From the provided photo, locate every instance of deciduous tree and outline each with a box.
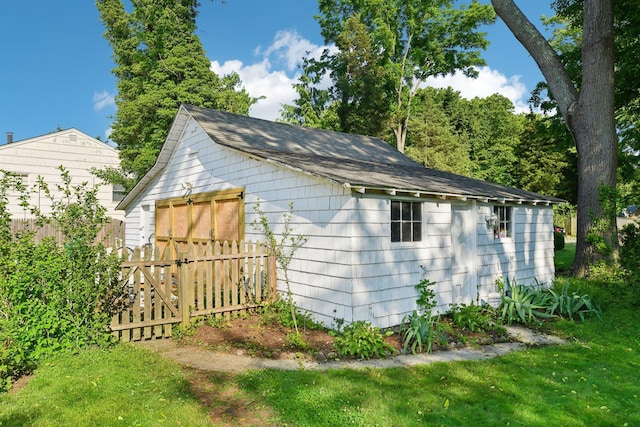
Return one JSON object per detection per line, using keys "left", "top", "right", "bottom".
{"left": 491, "top": 0, "right": 616, "bottom": 276}
{"left": 284, "top": 0, "right": 494, "bottom": 153}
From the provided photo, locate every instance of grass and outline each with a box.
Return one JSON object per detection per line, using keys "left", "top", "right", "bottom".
{"left": 234, "top": 284, "right": 640, "bottom": 426}
{"left": 555, "top": 241, "right": 576, "bottom": 272}
{"left": 0, "top": 344, "right": 213, "bottom": 426}
{"left": 2, "top": 245, "right": 639, "bottom": 426}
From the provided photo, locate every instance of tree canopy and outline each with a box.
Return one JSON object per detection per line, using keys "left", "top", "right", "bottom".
{"left": 97, "top": 0, "right": 255, "bottom": 187}
{"left": 283, "top": 0, "right": 495, "bottom": 153}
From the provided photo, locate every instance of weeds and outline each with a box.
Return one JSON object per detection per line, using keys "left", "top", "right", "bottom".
{"left": 331, "top": 321, "right": 396, "bottom": 360}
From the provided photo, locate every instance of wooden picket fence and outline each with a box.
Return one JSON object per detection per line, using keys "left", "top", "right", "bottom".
{"left": 110, "top": 240, "right": 276, "bottom": 342}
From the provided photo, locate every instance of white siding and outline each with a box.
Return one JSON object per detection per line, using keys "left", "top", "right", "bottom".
{"left": 124, "top": 118, "right": 556, "bottom": 329}
{"left": 0, "top": 129, "right": 123, "bottom": 221}
{"left": 476, "top": 204, "right": 555, "bottom": 304}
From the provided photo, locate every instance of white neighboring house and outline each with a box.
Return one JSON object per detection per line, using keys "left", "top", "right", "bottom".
{"left": 118, "top": 105, "right": 563, "bottom": 329}
{"left": 0, "top": 129, "right": 125, "bottom": 221}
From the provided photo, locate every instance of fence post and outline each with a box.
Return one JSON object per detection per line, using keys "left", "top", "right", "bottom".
{"left": 268, "top": 250, "right": 277, "bottom": 301}
{"left": 178, "top": 253, "right": 192, "bottom": 329}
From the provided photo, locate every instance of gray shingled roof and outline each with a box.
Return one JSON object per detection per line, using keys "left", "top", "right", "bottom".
{"left": 118, "top": 104, "right": 562, "bottom": 210}
{"left": 185, "top": 105, "right": 562, "bottom": 204}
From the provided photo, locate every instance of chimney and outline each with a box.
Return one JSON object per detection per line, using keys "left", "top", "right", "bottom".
{"left": 6, "top": 132, "right": 13, "bottom": 144}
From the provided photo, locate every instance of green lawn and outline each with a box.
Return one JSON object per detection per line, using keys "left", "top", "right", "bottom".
{"left": 555, "top": 241, "right": 576, "bottom": 272}
{"left": 2, "top": 245, "right": 638, "bottom": 426}
{"left": 0, "top": 344, "right": 213, "bottom": 426}
{"left": 233, "top": 293, "right": 639, "bottom": 426}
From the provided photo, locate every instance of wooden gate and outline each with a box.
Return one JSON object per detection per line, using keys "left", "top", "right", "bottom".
{"left": 111, "top": 240, "right": 276, "bottom": 342}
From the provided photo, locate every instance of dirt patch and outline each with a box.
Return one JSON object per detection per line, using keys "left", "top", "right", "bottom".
{"left": 177, "top": 314, "right": 509, "bottom": 363}
{"left": 183, "top": 368, "right": 275, "bottom": 427}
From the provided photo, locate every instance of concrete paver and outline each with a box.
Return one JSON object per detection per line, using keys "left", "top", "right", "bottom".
{"left": 139, "top": 325, "right": 567, "bottom": 372}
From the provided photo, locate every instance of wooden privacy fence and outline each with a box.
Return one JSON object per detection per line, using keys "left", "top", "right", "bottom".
{"left": 110, "top": 240, "right": 276, "bottom": 342}
{"left": 11, "top": 218, "right": 125, "bottom": 248}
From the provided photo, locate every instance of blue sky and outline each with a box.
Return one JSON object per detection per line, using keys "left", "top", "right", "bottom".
{"left": 0, "top": 1, "right": 554, "bottom": 145}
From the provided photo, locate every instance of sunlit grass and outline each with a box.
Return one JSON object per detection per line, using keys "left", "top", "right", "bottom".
{"left": 233, "top": 271, "right": 640, "bottom": 426}
{"left": 555, "top": 241, "right": 576, "bottom": 272}
{"left": 0, "top": 344, "right": 213, "bottom": 427}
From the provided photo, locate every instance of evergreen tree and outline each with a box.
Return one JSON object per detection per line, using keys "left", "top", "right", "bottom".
{"left": 405, "top": 87, "right": 473, "bottom": 176}
{"left": 97, "top": 0, "right": 255, "bottom": 186}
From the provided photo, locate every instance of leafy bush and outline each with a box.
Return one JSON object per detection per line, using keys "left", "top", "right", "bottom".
{"left": 259, "top": 297, "right": 322, "bottom": 331}
{"left": 498, "top": 277, "right": 602, "bottom": 326}
{"left": 0, "top": 168, "right": 126, "bottom": 392}
{"left": 401, "top": 311, "right": 437, "bottom": 354}
{"left": 331, "top": 321, "right": 396, "bottom": 359}
{"left": 400, "top": 279, "right": 446, "bottom": 354}
{"left": 554, "top": 231, "right": 565, "bottom": 251}
{"left": 448, "top": 303, "right": 493, "bottom": 333}
{"left": 620, "top": 223, "right": 640, "bottom": 281}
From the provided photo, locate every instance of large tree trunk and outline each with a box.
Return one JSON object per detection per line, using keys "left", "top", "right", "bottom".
{"left": 491, "top": 0, "right": 617, "bottom": 276}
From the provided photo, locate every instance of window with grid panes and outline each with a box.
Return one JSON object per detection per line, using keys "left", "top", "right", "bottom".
{"left": 493, "top": 205, "right": 512, "bottom": 239}
{"left": 391, "top": 201, "right": 422, "bottom": 242}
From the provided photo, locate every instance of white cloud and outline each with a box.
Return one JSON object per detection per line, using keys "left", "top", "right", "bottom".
{"left": 211, "top": 30, "right": 327, "bottom": 121}
{"left": 212, "top": 32, "right": 534, "bottom": 121}
{"left": 426, "top": 66, "right": 532, "bottom": 113}
{"left": 93, "top": 90, "right": 115, "bottom": 111}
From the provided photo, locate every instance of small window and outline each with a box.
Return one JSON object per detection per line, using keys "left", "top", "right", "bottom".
{"left": 493, "top": 206, "right": 512, "bottom": 239}
{"left": 391, "top": 201, "right": 422, "bottom": 242}
{"left": 112, "top": 184, "right": 126, "bottom": 202}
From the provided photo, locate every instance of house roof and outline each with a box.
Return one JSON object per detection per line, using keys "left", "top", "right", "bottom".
{"left": 118, "top": 104, "right": 564, "bottom": 210}
{"left": 0, "top": 128, "right": 118, "bottom": 153}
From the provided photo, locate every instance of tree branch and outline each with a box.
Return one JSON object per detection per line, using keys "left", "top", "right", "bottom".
{"left": 490, "top": 0, "right": 579, "bottom": 125}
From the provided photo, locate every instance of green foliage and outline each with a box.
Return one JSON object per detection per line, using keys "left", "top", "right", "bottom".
{"left": 554, "top": 230, "right": 566, "bottom": 251}
{"left": 498, "top": 278, "right": 553, "bottom": 325}
{"left": 259, "top": 297, "right": 322, "bottom": 331}
{"left": 448, "top": 303, "right": 493, "bottom": 333}
{"left": 546, "top": 282, "right": 602, "bottom": 321}
{"left": 331, "top": 321, "right": 396, "bottom": 360}
{"left": 0, "top": 168, "right": 125, "bottom": 392}
{"left": 401, "top": 311, "right": 438, "bottom": 354}
{"left": 414, "top": 279, "right": 437, "bottom": 313}
{"left": 285, "top": 0, "right": 495, "bottom": 151}
{"left": 585, "top": 184, "right": 619, "bottom": 258}
{"left": 285, "top": 332, "right": 312, "bottom": 352}
{"left": 400, "top": 279, "right": 445, "bottom": 354}
{"left": 619, "top": 223, "right": 640, "bottom": 278}
{"left": 498, "top": 277, "right": 602, "bottom": 325}
{"left": 96, "top": 0, "right": 255, "bottom": 184}
{"left": 251, "top": 201, "right": 307, "bottom": 333}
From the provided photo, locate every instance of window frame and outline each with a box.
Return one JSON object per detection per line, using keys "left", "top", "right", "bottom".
{"left": 493, "top": 205, "right": 512, "bottom": 239}
{"left": 391, "top": 200, "right": 423, "bottom": 243}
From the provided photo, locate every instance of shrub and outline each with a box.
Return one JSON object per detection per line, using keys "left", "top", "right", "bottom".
{"left": 498, "top": 279, "right": 553, "bottom": 325}
{"left": 448, "top": 303, "right": 493, "bottom": 333}
{"left": 554, "top": 231, "right": 565, "bottom": 251}
{"left": 0, "top": 168, "right": 126, "bottom": 392}
{"left": 401, "top": 311, "right": 437, "bottom": 354}
{"left": 331, "top": 321, "right": 396, "bottom": 359}
{"left": 620, "top": 223, "right": 640, "bottom": 280}
{"left": 400, "top": 279, "right": 445, "bottom": 354}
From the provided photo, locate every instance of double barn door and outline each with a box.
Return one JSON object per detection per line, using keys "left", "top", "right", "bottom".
{"left": 155, "top": 188, "right": 245, "bottom": 257}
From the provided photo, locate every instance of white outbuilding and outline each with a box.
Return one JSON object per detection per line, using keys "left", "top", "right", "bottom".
{"left": 118, "top": 104, "right": 562, "bottom": 328}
